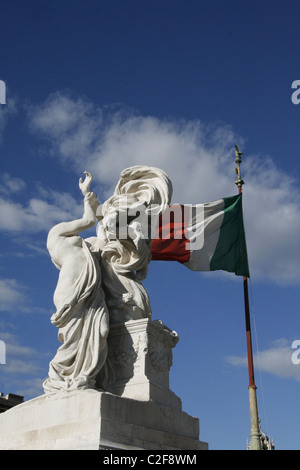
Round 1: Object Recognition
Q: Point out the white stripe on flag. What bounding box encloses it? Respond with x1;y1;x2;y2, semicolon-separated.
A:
184;198;225;271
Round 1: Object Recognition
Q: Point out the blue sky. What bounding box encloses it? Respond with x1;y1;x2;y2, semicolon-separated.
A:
0;0;300;450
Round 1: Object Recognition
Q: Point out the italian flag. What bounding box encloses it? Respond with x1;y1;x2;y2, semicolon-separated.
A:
151;193;249;278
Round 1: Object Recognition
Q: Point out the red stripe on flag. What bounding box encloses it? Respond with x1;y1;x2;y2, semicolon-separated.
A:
151;205;190;262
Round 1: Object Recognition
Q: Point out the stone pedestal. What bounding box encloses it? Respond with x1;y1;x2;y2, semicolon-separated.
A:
0;319;208;450
97;318;181;410
0;390;207;450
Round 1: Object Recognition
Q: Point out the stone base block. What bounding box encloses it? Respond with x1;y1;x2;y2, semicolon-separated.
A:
0;389;208;450
97;319;182;410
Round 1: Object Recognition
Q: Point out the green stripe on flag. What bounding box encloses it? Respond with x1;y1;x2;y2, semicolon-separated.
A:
210;194;250;277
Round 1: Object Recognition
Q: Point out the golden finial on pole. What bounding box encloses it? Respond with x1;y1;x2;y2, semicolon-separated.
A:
235;144;244;191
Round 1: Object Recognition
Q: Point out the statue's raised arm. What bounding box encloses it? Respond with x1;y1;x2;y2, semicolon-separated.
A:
47;191;97;270
79;171;101;217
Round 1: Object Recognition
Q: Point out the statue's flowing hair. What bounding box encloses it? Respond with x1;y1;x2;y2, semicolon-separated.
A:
97;166;173;323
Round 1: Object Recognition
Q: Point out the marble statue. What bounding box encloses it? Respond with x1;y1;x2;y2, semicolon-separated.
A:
43;166;173;394
0;167;207;452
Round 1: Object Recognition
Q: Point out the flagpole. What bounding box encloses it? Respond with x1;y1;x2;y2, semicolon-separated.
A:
234;145;262;450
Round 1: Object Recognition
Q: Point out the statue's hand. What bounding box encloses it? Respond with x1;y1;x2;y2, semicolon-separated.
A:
79;171;93;196
84;191;98;205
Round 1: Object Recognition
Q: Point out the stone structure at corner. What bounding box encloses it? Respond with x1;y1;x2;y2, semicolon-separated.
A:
0;393;24;413
0;166;208;450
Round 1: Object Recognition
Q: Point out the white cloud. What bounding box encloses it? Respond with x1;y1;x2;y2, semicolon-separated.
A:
226;338;300;382
28;94;238;201
0;188;82;233
27;92;103;167
3;358;42;375
0;279;27;312
27;93;300;284
0;278;49;314
0;172;26;196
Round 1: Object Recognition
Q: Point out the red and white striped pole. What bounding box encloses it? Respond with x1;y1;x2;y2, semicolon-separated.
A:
235;145;262;450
